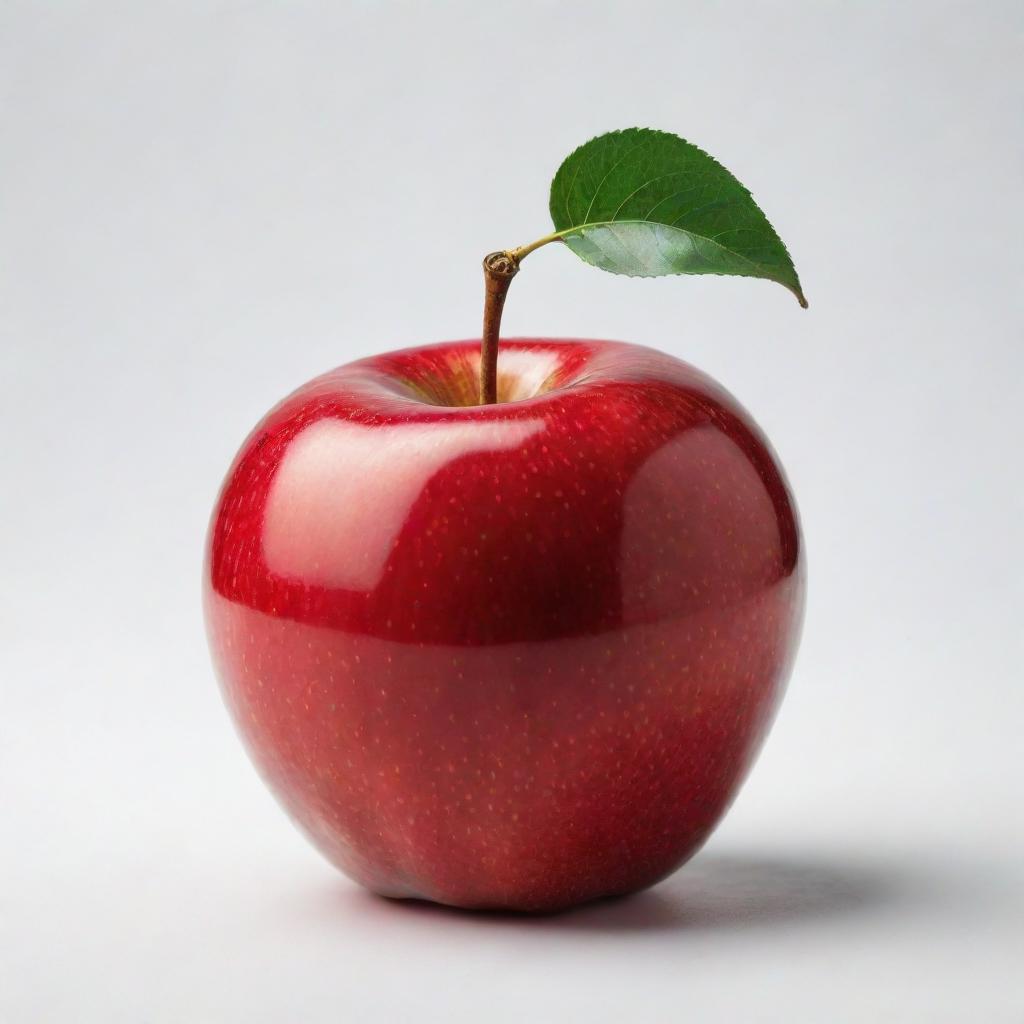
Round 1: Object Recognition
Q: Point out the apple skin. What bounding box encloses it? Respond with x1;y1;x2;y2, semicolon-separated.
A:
204;339;804;912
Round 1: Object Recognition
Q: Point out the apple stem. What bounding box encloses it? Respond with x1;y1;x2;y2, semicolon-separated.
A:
479;233;565;404
480;251;520;405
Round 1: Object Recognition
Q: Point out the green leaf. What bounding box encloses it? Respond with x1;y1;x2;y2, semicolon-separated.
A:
548;128;807;306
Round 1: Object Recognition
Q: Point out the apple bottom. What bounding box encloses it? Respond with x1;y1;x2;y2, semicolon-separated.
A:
207;577;799;913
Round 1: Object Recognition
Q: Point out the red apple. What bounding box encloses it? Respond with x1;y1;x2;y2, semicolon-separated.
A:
204;338;804;912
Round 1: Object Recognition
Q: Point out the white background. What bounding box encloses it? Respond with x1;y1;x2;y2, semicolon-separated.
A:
2;2;1021;1021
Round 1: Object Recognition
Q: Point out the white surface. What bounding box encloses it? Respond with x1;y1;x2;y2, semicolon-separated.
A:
2;2;1022;1021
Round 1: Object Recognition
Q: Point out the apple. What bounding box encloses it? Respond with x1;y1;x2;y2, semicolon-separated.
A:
203;127;811;911
204;338;804;912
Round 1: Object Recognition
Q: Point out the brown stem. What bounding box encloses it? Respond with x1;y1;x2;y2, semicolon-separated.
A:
480;251;520;405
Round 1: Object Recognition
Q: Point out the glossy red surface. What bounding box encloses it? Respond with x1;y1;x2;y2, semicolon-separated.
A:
204;339;805;911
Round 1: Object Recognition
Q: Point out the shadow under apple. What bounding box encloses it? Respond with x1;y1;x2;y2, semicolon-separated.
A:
321;850;918;934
